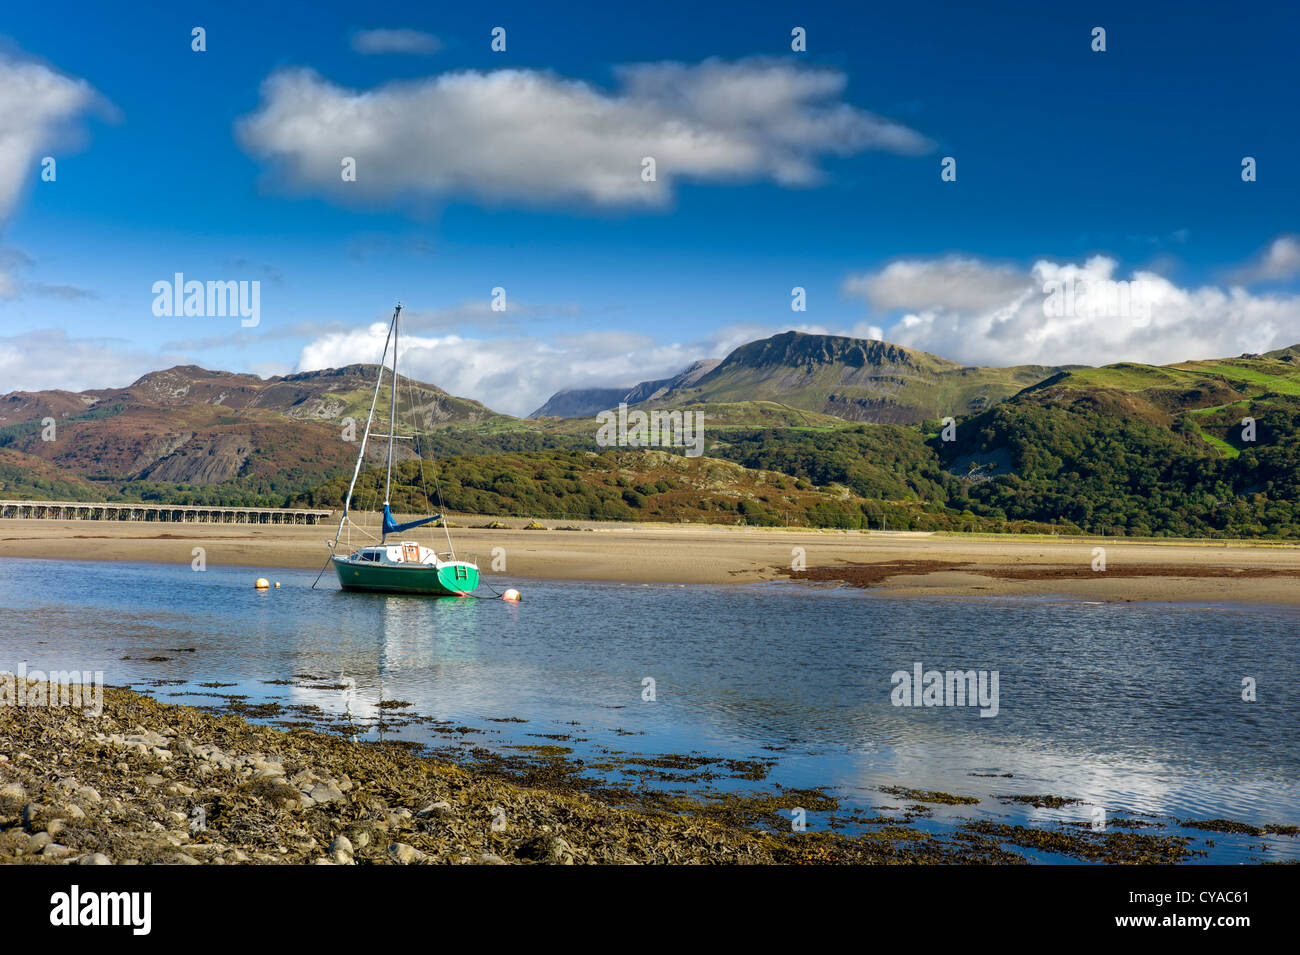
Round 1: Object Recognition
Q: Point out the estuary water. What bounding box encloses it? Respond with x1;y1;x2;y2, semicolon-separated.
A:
1;556;1296;863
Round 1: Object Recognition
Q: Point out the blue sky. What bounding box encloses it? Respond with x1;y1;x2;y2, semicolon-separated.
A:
1;0;1298;414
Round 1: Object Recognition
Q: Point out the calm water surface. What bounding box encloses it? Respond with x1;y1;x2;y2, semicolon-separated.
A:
1;556;1296;863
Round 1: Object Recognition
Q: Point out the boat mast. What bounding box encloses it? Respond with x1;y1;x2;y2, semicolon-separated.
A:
330;306;396;549
382;303;401;540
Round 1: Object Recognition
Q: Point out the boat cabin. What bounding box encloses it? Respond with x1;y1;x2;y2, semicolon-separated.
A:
349;541;435;565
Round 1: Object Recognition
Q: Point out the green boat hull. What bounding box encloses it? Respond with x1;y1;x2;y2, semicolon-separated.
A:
332;557;479;596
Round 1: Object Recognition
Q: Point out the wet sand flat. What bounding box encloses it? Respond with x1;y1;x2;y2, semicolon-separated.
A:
2;517;1299;604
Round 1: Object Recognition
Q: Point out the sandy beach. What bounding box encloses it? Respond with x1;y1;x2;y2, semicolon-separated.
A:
2;516;1299;604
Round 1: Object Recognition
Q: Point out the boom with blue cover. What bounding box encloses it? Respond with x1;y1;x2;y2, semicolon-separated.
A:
382;503;442;536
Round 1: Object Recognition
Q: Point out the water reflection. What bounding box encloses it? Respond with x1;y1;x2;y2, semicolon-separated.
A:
0;556;1296;862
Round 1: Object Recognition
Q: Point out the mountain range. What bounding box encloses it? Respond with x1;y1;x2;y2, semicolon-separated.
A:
3;331;1299;538
0;363;506;497
531;332;1071;423
3;330;1077;492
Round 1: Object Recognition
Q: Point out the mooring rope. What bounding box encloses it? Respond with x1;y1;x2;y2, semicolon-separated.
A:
309;546;335;590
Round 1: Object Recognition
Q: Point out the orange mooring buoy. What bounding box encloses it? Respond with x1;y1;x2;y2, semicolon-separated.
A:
501;588;521;602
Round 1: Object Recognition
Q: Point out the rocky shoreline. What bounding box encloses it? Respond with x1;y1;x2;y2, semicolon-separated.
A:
0;684;1281;865
0;684;998;864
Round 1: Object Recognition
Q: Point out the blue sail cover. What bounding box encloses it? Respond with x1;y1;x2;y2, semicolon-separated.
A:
382;503;442;536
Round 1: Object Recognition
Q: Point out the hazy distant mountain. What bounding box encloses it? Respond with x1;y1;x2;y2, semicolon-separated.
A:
529;358;721;418
624;359;721;403
527;387;631;420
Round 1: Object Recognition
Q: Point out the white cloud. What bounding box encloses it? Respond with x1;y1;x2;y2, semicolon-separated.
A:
15;263;1297;413
845;256;1031;312
846;254;1300;367
350;29;442;56
0;54;101;219
0;329;175;394
846;321;885;341
0;54;103;296
237;59;932;210
1231;235;1300;284
294;319;796;416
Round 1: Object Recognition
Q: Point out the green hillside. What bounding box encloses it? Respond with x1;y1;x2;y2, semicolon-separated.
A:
648;331;1070;424
941;366;1300;537
290;449;1060;533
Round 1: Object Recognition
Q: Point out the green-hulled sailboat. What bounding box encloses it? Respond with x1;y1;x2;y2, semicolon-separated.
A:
328;303;480;596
